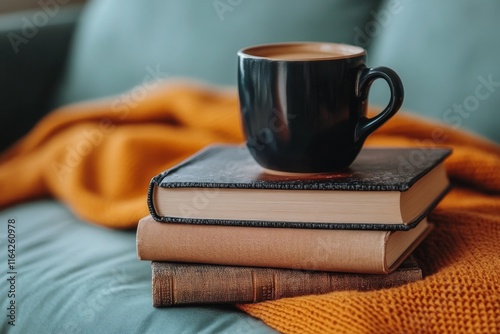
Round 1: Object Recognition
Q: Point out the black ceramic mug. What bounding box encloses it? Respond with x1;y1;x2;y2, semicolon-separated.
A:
237;42;404;173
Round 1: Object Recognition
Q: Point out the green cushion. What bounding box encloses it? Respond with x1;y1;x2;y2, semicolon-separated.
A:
368;0;500;142
0;200;277;333
54;0;382;106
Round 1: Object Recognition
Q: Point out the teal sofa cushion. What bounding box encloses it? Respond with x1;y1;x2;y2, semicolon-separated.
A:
368;0;500;142
0;200;277;334
54;0;382;106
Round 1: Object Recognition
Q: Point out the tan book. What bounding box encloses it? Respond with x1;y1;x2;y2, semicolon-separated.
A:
137;215;433;274
148;145;451;230
151;256;423;306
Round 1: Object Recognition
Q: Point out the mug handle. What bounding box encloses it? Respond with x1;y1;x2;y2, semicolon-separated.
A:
354;66;404;142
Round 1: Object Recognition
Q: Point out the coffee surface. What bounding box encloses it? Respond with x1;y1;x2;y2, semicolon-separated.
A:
243;44;365;60
264;51;344;60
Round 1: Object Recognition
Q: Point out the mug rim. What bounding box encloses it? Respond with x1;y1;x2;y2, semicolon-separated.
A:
238;42;366;61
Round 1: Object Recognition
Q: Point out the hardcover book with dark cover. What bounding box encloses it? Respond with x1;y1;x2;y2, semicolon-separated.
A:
148;145;451;230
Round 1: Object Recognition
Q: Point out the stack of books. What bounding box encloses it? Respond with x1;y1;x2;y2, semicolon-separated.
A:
136;145;451;306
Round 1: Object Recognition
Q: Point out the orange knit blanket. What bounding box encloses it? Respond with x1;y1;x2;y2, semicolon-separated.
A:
1;82;499;333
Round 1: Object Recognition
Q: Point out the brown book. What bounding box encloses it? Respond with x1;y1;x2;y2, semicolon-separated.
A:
148;145;451;230
137;215;433;274
151;256;423;306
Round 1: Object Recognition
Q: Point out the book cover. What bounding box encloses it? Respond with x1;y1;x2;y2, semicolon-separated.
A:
151;256;423;306
137;215;433;274
147;145;451;230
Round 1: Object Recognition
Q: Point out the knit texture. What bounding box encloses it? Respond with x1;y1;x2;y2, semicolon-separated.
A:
1;81;499;332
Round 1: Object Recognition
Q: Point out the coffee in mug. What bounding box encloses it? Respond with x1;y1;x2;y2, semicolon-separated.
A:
237;42;404;174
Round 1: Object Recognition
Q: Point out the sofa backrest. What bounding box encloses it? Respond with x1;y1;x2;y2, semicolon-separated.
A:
54;0;381;105
54;0;500;142
368;0;500;142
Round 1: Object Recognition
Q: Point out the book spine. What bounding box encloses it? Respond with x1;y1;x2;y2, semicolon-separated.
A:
136;216;388;273
151;262;422;306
